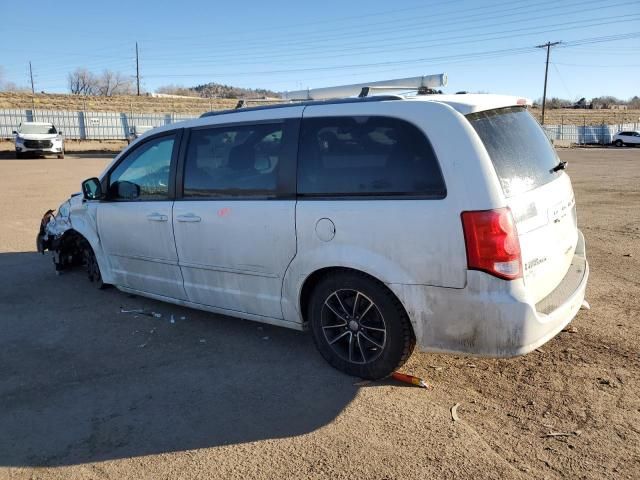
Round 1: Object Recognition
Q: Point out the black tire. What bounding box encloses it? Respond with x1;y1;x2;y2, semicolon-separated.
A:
81;240;107;289
614;139;624;147
308;271;415;380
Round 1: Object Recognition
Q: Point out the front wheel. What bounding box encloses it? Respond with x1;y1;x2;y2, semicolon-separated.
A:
82;241;107;289
614;139;624;147
309;271;415;379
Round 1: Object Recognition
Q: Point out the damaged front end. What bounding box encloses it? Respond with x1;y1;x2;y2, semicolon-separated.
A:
36;194;86;271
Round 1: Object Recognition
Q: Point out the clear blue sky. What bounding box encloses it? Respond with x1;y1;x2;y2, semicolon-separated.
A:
1;0;638;100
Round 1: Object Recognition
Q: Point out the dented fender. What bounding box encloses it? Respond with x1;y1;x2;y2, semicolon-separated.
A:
37;195;111;283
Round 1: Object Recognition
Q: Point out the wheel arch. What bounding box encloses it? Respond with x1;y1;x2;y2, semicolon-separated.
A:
297;266;414;337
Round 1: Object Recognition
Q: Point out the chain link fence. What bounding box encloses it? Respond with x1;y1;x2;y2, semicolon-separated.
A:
0;109;199;140
543;122;640;145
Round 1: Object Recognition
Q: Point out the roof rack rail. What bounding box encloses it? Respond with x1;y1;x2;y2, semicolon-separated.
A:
280;74;447;101
200;95;402;118
234;98;285;109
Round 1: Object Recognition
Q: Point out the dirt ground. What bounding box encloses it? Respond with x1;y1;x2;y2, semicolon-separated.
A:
0;149;638;479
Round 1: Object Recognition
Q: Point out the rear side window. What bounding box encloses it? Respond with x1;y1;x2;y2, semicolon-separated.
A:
183;121;296;198
298;116;445;197
467;107;561;198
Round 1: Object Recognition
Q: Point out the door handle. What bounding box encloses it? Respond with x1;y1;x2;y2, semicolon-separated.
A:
147;213;168;222
176;213;202;223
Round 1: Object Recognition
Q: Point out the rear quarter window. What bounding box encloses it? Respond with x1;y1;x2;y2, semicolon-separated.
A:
298;116;445;198
467;107;561;198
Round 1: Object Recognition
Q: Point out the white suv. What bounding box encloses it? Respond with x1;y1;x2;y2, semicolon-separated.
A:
37;92;588;379
14;122;65;159
612;130;640;147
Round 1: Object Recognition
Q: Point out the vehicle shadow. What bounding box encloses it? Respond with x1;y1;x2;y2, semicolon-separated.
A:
0;252;358;467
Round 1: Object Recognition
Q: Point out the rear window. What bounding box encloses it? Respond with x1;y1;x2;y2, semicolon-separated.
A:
298;116;445;197
467;107;561;198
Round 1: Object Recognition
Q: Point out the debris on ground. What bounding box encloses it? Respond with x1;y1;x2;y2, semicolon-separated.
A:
262;336;270;340
543;430;582;438
180;316;186;320
428;365;445;371
199;339;206;344
451;403;461;422
391;372;431;388
563;326;578;333
152;312;162;318
581;300;591;310
170;314;175;324
353;380;372;386
466;362;477;368
120;308;145;314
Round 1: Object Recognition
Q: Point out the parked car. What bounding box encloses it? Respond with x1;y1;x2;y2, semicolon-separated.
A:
612;130;640;147
37;90;588;380
127;125;155;144
14;122;64;159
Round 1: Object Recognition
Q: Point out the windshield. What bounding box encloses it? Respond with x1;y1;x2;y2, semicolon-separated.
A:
467;107;560;198
19;124;57;135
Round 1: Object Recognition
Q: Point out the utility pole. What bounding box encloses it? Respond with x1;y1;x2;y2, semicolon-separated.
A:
135;41;140;96
536;41;561;125
29;61;35;94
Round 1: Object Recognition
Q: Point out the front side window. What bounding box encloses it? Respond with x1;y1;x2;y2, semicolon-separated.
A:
298;116;445;197
108;135;175;200
183;123;291;197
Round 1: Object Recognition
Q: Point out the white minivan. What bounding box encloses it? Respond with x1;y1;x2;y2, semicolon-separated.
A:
38;88;588;379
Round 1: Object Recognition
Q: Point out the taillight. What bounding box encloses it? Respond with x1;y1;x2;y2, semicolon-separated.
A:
461;208;522;280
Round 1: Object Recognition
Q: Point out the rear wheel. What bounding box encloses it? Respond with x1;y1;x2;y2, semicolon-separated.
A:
614;139;624;147
309;271;415;379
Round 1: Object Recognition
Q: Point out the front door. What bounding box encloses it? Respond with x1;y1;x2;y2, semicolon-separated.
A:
97;131;186;300
173;119;299;318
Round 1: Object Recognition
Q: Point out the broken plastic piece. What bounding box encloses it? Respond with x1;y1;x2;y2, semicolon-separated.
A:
391;372;431;388
580;300;591;310
121;308;145;314
451;402;461;422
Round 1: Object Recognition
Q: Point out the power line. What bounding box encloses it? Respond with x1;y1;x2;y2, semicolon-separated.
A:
143;30;639;79
143;0;630;62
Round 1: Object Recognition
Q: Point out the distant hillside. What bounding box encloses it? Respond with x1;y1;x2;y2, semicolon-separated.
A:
0;92;278;114
156;82;280;99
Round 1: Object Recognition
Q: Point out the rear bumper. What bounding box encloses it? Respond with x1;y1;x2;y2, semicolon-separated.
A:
390;230;589;357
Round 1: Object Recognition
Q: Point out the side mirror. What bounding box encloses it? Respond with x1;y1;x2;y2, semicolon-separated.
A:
12;130;17;135
82;177;103;200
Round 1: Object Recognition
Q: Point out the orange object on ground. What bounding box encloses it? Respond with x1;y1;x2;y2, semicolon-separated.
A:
391;372;431;388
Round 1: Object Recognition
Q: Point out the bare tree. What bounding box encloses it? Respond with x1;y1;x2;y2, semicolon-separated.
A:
68;68;98;95
97;70;134;96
